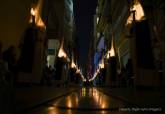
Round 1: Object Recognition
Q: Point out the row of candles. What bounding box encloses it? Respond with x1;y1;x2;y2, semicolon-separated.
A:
89;0;145;82
89;38;116;82
29;3;85;82
57;36;116;82
57;41;86;82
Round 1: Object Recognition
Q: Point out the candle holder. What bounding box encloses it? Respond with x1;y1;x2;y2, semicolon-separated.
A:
55;57;67;80
109;56;117;84
69;67;76;82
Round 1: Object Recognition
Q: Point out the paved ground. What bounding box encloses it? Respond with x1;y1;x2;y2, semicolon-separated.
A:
24;88;135;114
1;86;164;114
99;87;165;109
0;85;78;114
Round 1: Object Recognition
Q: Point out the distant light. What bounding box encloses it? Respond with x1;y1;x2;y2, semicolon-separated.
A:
29;4;46;29
109;38;115;57
76;68;80;74
31;7;36;16
97;17;99;24
99;58;104;69
130;0;145;21
126;0;145;25
106;37;115;59
58;40;67;58
71;57;76;68
66;96;72;108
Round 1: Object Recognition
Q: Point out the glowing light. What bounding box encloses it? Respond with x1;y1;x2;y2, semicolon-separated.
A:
48;107;55;110
66;96;72;108
58;41;67;58
37;16;46;28
126;0;145;25
47;106;56;114
76;68;80;74
71;56;76;68
106;50;110;59
109;38;115;57
99;58;104;69
101;102;106;109
29;1;46;29
131;0;145;21
31;7;36;16
97;17;99;24
82;88;86;97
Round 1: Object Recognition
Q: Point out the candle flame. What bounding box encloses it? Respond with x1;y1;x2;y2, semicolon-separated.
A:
126;0;145;25
99;58;104;69
58;41;67;58
71;57;76;68
109;38;115;57
31;7;36;16
76;68;80;74
106;38;115;59
29;4;46;29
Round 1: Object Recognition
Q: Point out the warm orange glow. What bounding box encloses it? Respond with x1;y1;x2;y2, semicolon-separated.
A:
106;38;115;59
31;7;36;16
131;0;145;20
126;0;145;25
58;41;67;58
37;16;46;28
126;13;134;25
71;57;76;68
109;38;115;57
47;106;56;114
29;1;46;29
82;88;86;97
76;68;80;74
99;58;104;69
101;102;106;109
66;96;72;108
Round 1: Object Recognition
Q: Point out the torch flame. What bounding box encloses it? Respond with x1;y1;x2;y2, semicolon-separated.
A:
106;38;115;59
76;68;80;74
71;56;76;68
109;38;115;57
31;7;36;16
29;1;46;29
58;41;67;58
99;58;104;69
126;0;145;25
131;0;145;21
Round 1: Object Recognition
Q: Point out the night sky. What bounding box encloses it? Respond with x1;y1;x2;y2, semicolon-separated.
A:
73;0;97;71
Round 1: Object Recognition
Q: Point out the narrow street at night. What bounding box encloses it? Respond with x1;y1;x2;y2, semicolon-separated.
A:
0;0;165;114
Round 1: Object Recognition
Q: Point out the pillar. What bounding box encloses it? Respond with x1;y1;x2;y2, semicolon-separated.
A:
129;20;159;87
32;29;46;83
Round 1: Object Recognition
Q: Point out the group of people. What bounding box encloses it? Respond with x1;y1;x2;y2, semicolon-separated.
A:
0;42;17;87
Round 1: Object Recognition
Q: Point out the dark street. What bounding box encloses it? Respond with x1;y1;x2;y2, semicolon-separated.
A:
0;0;165;114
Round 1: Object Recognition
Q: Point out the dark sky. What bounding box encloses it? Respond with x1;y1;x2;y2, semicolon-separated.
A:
73;0;97;71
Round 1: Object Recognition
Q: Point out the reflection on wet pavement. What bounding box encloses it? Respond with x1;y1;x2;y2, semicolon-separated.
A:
25;88;135;114
53;87;127;110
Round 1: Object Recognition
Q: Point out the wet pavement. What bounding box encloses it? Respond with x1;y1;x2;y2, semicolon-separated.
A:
24;87;146;114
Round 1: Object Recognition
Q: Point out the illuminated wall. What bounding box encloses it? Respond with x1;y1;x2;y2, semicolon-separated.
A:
0;0;33;55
